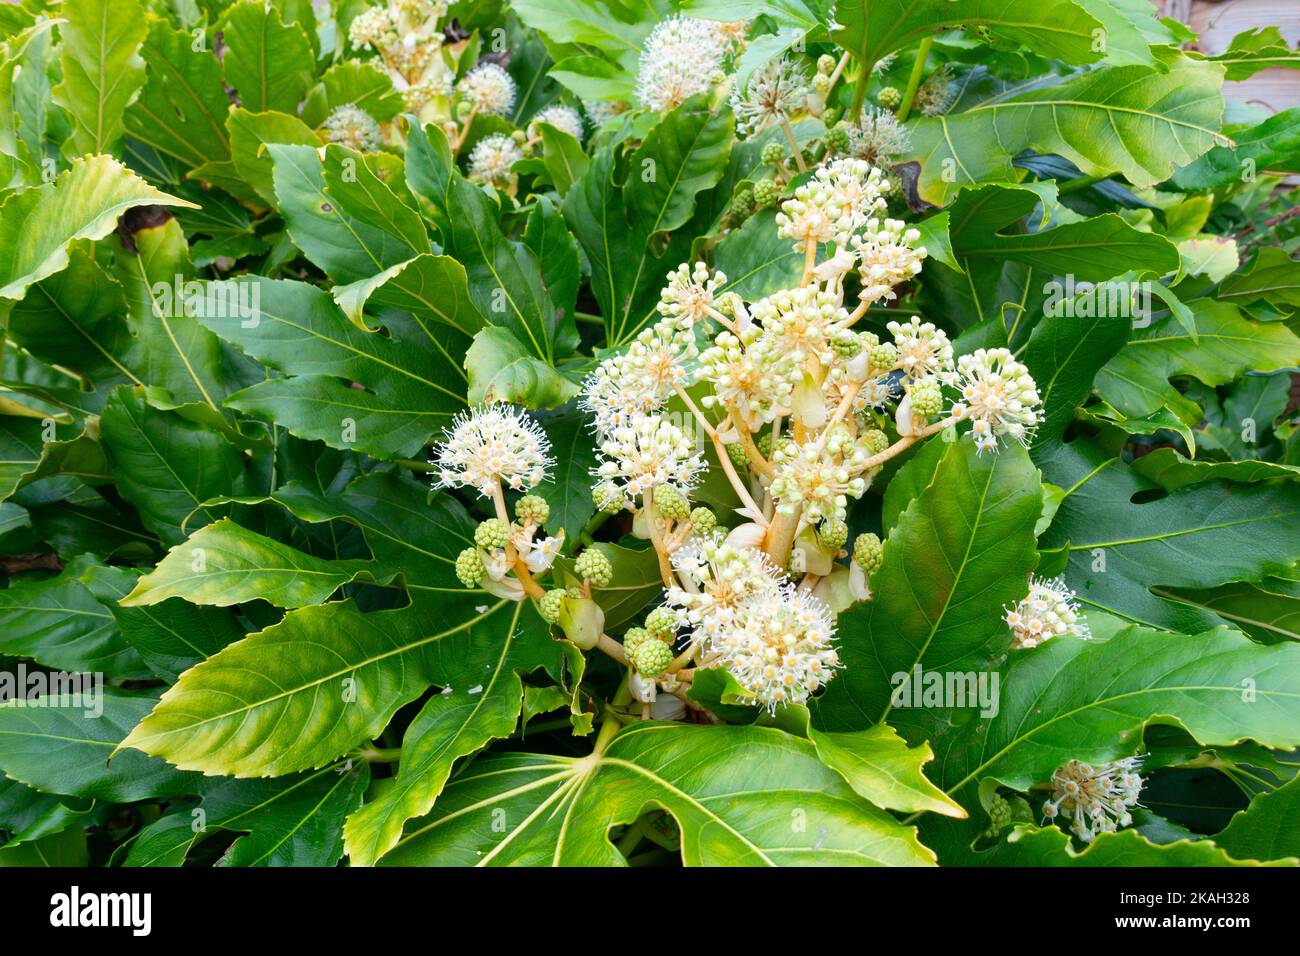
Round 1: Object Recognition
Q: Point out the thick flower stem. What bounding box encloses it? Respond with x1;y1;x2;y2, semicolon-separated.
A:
763;509;800;565
642;492;676;588
896;37;933;123
780;114;807;173
674;384;767;523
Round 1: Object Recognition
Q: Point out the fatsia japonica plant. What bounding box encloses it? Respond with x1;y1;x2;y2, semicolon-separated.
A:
1;0;1299;870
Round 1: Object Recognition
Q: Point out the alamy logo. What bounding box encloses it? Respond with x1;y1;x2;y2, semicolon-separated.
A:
1042;275;1152;327
0;664;103;718
890;665;1000;718
49;886;152;936
150;276;261;328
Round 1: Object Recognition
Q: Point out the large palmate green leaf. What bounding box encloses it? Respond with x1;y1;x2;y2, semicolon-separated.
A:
196;276;468;459
1094;300;1300;425
124;764;369;867
1173;108;1300;191
1038;438;1300;631
380;722;936;866
813;439;1041;734
0;555;147;677
220;0;315;115
907;57;1226;205
121;517;394;608
51;0;147;158
832;0;1105;76
562;97;733;344
1212;775;1300;864
125;20;232;173
1023;308;1131;450
99;387;254;546
0;688;200;802
0;155;195;301
343;606;571;867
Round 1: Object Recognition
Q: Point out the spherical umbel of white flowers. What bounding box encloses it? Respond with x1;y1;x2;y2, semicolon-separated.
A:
457;62;516;116
527;104;585;141
1042;757;1144;843
636;15;729;113
1005;577;1090;649
467;133;524;186
431;404;553;499
951;348;1043;452
712;586;841;710
593;413;704;506
730;57;809;136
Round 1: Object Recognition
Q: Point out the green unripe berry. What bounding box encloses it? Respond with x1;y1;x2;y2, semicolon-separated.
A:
812;73;830;94
645;606;680;640
988;794;1012;828
908;379;944;419
822;106;842;127
825;125;851;155
516;494;550;524
622;626;652;661
654;483;691;521
689;507;716;536
817;518;849;550
633;638;674;678
757;432;773;458
726;441;749;469
574;548;614;588
455;100;473;120
861;428;889;455
539;588;566;624
817;53;836;76
853;533;884;574
870;342;899;372
753;178;779;208
475;518;511;550
593;482;623;514
455;547;485;587
760;141;786;168
729;186;755;218
828;330;862;357
878;86;902;111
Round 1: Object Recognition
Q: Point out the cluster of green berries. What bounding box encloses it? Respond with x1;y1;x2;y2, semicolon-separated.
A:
593;483;623;514
474;518;511;550
987;794;1013;829
726;442;749;469
574;548;613;588
689;507;716;536
753;177;780;208
907;378;945;419
817;518;849;550
539;588;567;623
623;626;674;677
516;494;550;524
861;428;890;455
825;122;851;155
870;341;899;371
878;86;901;111
728;186;755;222
455;547;486;588
760;140;786;168
654;483;690;521
853;532;884;574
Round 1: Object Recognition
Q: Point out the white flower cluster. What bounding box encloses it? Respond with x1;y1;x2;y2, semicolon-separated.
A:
636;15;730;112
322;105;384;153
730;57;809;136
776;158;888;249
845;108;910;166
952;348;1042;452
467;133;524;186
593;414;704;508
1005;577;1090;649
348;0;452;122
854;220;926;307
457;62;516;117
527;104;585;141
1042;757;1144;843
667;537;839;708
431;404;553;498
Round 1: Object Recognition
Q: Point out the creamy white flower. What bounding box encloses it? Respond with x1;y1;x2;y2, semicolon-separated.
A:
854;218;927;307
528;103;585;141
768;427;872;523
636;15;728;112
713;586;840;710
594;413;704;503
748;285;849;366
467;133;523;185
951;348;1042;452
1042;757;1144;843
730;57;809;136
322;105;384;152
582;319;695;433
431;404;553;498
698;326;796;429
915;64;955;117
887;317;954;382
457;62;516;116
666;536;783;645
1005;577;1090;649
847;108;910;166
658;261;725;329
